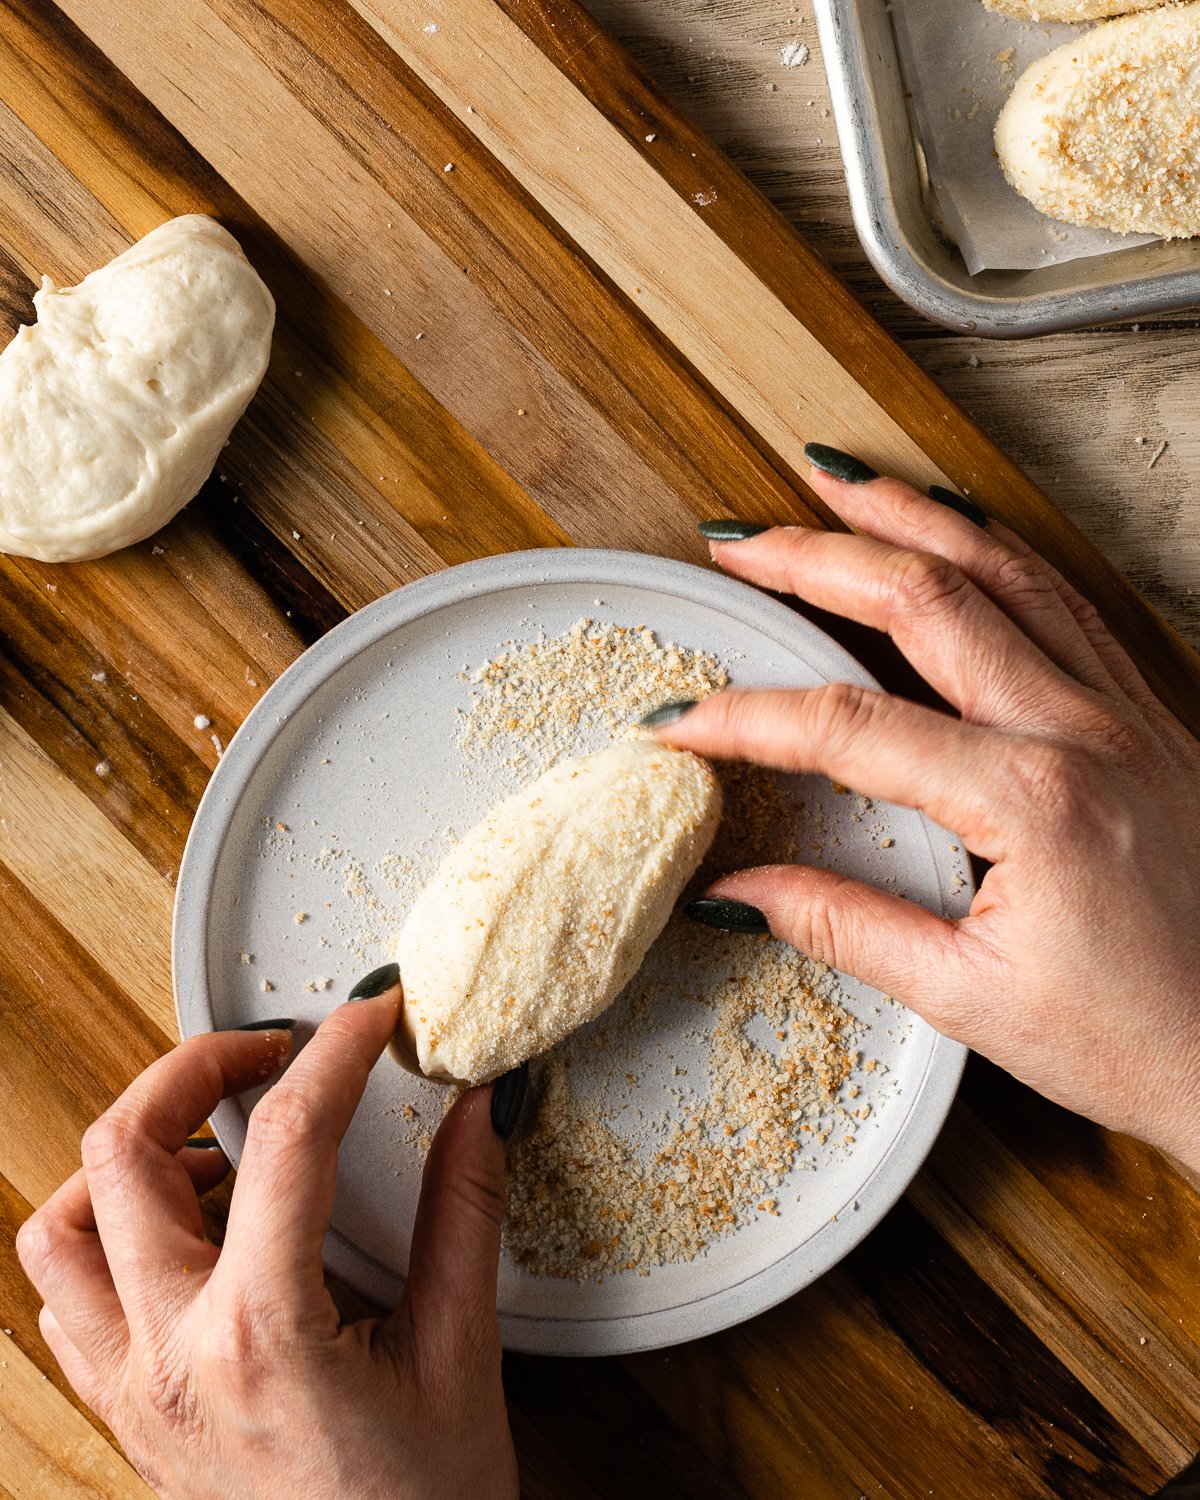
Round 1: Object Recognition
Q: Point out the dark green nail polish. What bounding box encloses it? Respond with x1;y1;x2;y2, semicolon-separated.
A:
698;520;770;542
348;962;400;1001
684;897;770;934
227;1017;296;1032
491;1063;529;1142
640;700;697;728
929;485;988;529
184;1136;226;1150
804;443;878;484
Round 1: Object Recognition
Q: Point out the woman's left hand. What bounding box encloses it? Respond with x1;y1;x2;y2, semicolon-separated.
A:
16;988;520;1500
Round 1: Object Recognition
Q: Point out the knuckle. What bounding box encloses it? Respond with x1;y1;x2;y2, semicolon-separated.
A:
989;553;1060;614
244;1083;327;1154
793;874;854;970
81;1110;147;1183
807;681;880;743
15;1213;58;1280
1009;741;1093;824
194;1303;260;1382
883;550;969;618
129;1338;200;1433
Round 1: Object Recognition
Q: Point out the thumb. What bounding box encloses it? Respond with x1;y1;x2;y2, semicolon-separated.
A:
392;1066;527;1358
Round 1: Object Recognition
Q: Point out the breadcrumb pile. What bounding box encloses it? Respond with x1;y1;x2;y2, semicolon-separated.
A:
503;919;886;1280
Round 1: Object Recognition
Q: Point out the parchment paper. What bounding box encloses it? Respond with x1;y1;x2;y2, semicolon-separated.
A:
890;3;1157;274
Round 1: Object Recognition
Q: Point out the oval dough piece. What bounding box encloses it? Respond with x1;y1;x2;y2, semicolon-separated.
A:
995;4;1200;239
0;214;275;562
393;740;723;1086
984;0;1168;22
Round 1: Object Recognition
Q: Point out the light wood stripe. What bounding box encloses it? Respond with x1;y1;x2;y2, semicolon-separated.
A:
0;710;174;1036
350;0;952;494
0;1337;150;1499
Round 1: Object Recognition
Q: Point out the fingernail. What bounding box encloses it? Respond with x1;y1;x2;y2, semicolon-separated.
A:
491;1063;529;1142
348;962;399;1000
804;443;878;484
640;700;697;728
929;485;988;529
224;1018;296;1032
697;520;770;542
183;1136;226;1150
684;897;770;934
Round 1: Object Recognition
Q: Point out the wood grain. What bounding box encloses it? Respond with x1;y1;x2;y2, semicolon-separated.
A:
0;0;1198;1496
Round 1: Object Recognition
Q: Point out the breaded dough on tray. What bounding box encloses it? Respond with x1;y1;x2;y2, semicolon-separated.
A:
995;2;1200;239
985;0;1172;22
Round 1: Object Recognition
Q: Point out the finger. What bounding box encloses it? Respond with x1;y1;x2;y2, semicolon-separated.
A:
17;1172;128;1370
703;524;1074;728
652;687;1012;860
80;1027;293;1337
983;516;1172;720
801;468;1118;698
216;990;402;1315
38;1304;110;1422
389;1085;507;1367
696;866;981;1029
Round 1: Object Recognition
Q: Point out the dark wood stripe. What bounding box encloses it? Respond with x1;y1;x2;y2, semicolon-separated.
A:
0;562;208;879
505;1350;749;1500
852;1195;1164;1498
960;1057;1200;1352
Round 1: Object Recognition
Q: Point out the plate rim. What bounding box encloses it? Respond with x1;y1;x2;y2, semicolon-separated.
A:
173;548;969;1356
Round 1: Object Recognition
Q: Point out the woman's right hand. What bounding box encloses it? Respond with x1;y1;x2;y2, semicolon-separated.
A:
653;450;1200;1171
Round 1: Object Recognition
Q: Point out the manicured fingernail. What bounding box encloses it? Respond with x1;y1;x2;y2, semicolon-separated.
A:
348;962;399;1000
640;700;697;728
684;897;770;933
491;1063;529;1141
698;520;770;542
804;443;878;484
183;1136;226;1150
929;485;988;529
226;1017;296;1032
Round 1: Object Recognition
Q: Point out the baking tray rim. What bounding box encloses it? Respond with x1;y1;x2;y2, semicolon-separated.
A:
812;0;1200;337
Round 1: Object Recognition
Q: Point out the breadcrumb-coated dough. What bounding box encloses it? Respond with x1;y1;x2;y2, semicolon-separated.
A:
984;0;1170;21
0;215;274;562
994;3;1200;239
393;741;723;1085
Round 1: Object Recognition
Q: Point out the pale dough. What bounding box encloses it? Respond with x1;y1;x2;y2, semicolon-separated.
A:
995;3;1200;239
0;215;274;562
393;740;723;1086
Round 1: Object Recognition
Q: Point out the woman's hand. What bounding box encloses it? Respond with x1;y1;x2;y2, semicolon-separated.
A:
653;447;1200;1170
15;982;522;1500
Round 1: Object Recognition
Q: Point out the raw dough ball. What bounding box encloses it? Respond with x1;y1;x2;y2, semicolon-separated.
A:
984;0;1168;21
0;214;275;562
393;740;723;1085
995;3;1200;239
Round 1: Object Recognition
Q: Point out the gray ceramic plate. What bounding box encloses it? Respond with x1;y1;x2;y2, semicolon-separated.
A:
173;549;970;1356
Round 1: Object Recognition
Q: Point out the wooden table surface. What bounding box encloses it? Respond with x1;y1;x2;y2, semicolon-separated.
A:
1;1;1199;1498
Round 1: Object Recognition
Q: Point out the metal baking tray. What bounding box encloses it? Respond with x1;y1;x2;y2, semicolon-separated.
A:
812;0;1200;337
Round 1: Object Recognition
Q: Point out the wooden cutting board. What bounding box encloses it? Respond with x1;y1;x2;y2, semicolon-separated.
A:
2;1;1199;1496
